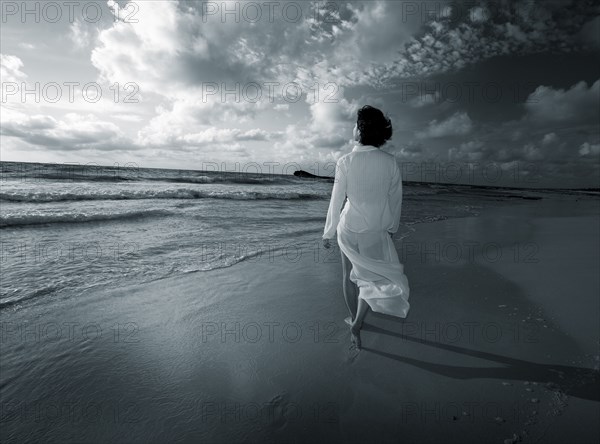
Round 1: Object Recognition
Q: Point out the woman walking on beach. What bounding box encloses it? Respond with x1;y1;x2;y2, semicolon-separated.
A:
322;105;410;349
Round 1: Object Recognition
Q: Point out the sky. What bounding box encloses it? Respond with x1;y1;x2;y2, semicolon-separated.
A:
1;0;599;188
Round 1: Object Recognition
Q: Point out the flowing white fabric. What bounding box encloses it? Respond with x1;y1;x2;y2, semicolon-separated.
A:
323;144;410;318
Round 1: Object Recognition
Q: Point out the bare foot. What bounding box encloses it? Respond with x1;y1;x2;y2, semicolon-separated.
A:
350;330;361;349
350;322;362;349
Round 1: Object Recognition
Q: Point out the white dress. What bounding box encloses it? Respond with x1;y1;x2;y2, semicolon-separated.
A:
323;144;410;318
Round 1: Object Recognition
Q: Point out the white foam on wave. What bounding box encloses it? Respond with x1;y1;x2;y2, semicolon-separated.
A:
0;208;173;227
0;188;327;203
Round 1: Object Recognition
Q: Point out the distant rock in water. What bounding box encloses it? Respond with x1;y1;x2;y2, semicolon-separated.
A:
294;170;334;182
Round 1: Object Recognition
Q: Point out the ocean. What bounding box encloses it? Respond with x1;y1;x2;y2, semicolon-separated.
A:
0;161;593;311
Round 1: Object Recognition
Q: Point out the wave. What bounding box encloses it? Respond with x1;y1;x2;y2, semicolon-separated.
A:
403;214;450;225
6;173;305;185
0;209;173;228
0;188;328;203
0;285;60;309
1;160;309;186
154;176;305;185
180;244;304;275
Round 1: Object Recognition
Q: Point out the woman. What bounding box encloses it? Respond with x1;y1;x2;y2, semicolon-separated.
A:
322;105;410;349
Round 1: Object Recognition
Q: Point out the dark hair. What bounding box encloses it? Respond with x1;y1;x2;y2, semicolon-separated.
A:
356;105;392;148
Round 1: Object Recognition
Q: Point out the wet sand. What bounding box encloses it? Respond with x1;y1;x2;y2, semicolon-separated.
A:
1;197;598;443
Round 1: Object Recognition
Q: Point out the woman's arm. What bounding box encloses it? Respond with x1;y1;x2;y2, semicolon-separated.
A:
388;159;403;234
323;157;347;240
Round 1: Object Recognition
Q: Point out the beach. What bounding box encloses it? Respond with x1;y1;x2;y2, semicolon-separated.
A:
1;180;598;443
3;0;599;441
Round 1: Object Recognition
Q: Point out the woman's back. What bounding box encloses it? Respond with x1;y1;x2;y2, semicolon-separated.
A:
346;148;395;202
338;145;402;234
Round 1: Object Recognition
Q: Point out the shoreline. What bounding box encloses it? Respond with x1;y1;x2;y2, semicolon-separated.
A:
1;197;598;443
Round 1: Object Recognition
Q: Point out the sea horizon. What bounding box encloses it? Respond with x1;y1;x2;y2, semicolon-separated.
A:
2;160;598;192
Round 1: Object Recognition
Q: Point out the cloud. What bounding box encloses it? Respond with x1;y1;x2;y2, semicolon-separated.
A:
113;114;144;123
408;91;441;108
89;1;427;97
1;109;131;151
379;1;597;85
2;1;598;185
522;143;544;161
271;85;361;162
417;111;473;139
69;19;96;49
448;140;485;162
81;0;598;174
0;54;27;83
395;75;600;186
579;16;600;48
1;53;151;132
524;79;600;124
179;128;280;145
541;133;558;145
89;1;366;156
395;141;427;161
133;95;272;148
579;142;600;157
469;6;489;23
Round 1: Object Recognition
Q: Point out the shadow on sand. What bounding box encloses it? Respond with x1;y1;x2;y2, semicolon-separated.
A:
362;324;599;402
